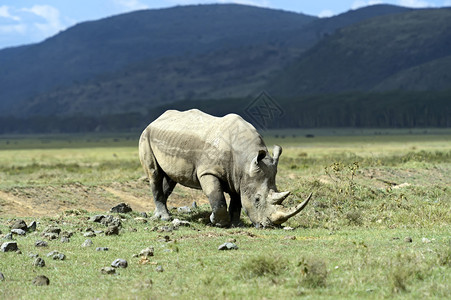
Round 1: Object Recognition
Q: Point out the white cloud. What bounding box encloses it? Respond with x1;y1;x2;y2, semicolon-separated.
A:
22;5;65;37
351;0;384;10
0;24;26;34
0;5;20;21
397;0;435;7
114;0;149;11
318;9;335;18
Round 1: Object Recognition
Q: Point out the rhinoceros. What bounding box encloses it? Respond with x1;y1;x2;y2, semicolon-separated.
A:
139;109;311;228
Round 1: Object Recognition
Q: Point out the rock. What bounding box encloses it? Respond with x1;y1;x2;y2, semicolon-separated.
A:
155;265;164;272
101;267;116;275
11;229;26;236
111;259;128;268
177;206;191;213
83;232;96;237
96;247;109;251
140;212;148;218
172;219;191;228
134;217;147;223
90;215;106;222
29;253;39;258
218;242;238;250
33;257;45;267
16;249;22;254
1;241;18;252
139;247;154;257
228;238;236;243
61;231;74;238
422;237;432;244
35;240;48;247
105;225;120;236
46;250;58;257
191;201;198;209
110;203;132;213
94;230;104;235
11;220;27;231
0;271;4;281
27;221;37;232
283;226;294;231
101;215;121;227
53;253;66;260
284;236;297;240
82;239;93;247
3;233;13;240
404;237;413;243
42;226;61;235
60;237;70;243
32;275;50;286
43;233;59;240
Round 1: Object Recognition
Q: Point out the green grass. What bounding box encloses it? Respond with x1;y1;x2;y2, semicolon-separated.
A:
0;131;450;299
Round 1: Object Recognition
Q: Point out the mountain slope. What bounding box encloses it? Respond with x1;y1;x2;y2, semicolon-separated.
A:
0;4;316;114
270;8;451;96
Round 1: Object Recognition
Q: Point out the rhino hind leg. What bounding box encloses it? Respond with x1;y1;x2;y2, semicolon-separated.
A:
199;175;230;227
150;176;172;221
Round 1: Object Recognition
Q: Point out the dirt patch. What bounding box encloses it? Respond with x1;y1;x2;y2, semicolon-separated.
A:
0;181;209;217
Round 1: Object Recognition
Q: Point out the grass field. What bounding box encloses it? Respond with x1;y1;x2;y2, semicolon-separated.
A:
0;129;450;299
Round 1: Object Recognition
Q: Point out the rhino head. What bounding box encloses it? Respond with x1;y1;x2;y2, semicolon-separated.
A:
240;145;312;228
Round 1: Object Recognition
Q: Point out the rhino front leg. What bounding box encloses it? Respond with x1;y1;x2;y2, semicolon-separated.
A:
229;193;242;227
199;175;230;227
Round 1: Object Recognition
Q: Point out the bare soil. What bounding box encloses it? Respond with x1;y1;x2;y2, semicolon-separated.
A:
0;180;209;217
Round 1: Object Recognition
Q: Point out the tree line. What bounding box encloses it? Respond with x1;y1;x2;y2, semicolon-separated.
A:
0;90;449;134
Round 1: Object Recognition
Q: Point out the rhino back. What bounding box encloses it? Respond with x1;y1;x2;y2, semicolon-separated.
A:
146;109;266;190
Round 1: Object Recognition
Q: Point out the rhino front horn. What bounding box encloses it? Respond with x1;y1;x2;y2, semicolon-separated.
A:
270;192;313;225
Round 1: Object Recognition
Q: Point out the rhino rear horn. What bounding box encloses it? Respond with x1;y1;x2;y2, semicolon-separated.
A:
273;145;282;165
270;191;290;205
270;192;312;225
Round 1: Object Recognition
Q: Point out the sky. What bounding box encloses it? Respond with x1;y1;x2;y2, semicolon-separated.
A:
1;0;450;50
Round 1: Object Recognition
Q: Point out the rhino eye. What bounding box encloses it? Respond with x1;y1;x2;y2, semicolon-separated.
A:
254;195;261;203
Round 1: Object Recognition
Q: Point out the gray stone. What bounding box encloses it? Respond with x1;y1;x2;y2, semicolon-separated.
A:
101;267;116;274
96;247;109;251
61;231;73;238
42;226;61;235
11;220;27;231
33;257;45;267
191;201;198;209
3;233;13;240
53;253;66;260
94;230;104;235
60;237;70;243
177;206;191;213
218;242;238;250
46;250;59;257
11;229;26;236
83;232;96;237
32;275;49;286
35;240;48;247
140;212;148;218
139;247;154;257
422;237;432;244
101;215;121;227
43;232;59;240
111;259;128;268
405;237;413;243
110;203;132;213
27;221;37;232
1;241;18;252
81;239;93;247
0;271;4;281
90;215;105;222
105;225;120;236
155;265;164;272
172;219;191;228
29;253;39;258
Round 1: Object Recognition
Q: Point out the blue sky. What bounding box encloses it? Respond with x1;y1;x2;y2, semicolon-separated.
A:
1;0;450;49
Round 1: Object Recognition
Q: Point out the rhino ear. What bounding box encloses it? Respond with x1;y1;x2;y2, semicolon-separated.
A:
250;150;267;173
273;145;282;165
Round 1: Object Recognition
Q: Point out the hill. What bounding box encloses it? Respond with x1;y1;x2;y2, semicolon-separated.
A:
269;8;451;96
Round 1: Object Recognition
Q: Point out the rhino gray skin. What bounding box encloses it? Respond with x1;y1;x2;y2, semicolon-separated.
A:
139;109;311;228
